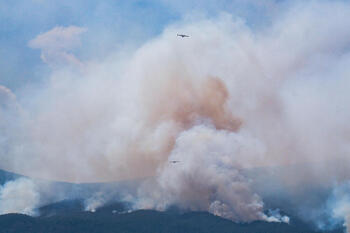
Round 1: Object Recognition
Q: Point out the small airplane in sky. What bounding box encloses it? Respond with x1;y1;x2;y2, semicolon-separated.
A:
169;160;181;164
177;34;190;38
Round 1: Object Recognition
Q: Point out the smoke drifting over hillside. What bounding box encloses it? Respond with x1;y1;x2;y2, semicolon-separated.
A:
1;0;350;229
0;178;39;216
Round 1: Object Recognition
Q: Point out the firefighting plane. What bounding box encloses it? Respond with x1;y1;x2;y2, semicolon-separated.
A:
177;34;189;38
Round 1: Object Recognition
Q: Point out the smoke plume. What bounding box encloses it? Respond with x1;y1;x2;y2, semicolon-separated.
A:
0;178;39;216
1;0;350;227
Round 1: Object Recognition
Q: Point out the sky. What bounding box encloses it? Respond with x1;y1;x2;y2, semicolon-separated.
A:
0;0;174;89
0;0;282;90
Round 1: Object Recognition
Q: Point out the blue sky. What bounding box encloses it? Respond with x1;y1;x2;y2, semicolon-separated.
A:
0;0;282;91
0;0;178;90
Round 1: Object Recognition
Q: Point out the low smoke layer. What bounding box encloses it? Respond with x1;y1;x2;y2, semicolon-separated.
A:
1;0;350;227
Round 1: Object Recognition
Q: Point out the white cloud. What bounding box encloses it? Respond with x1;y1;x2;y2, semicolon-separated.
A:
0;85;16;104
0;85;19;116
28;26;87;68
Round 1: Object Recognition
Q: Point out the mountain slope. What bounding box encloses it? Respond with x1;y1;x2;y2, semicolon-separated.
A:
0;206;344;233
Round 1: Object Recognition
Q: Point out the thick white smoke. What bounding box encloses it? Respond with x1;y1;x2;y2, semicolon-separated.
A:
135;125;289;222
1;0;350;226
0;178;40;216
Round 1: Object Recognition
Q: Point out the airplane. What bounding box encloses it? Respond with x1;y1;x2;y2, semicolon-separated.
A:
169;160;181;164
177;34;189;38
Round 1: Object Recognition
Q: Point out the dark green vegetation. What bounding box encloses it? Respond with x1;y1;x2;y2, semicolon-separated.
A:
0;200;343;233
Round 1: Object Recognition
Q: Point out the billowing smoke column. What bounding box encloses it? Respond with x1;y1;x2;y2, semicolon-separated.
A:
136;125;271;221
1;0;350;227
